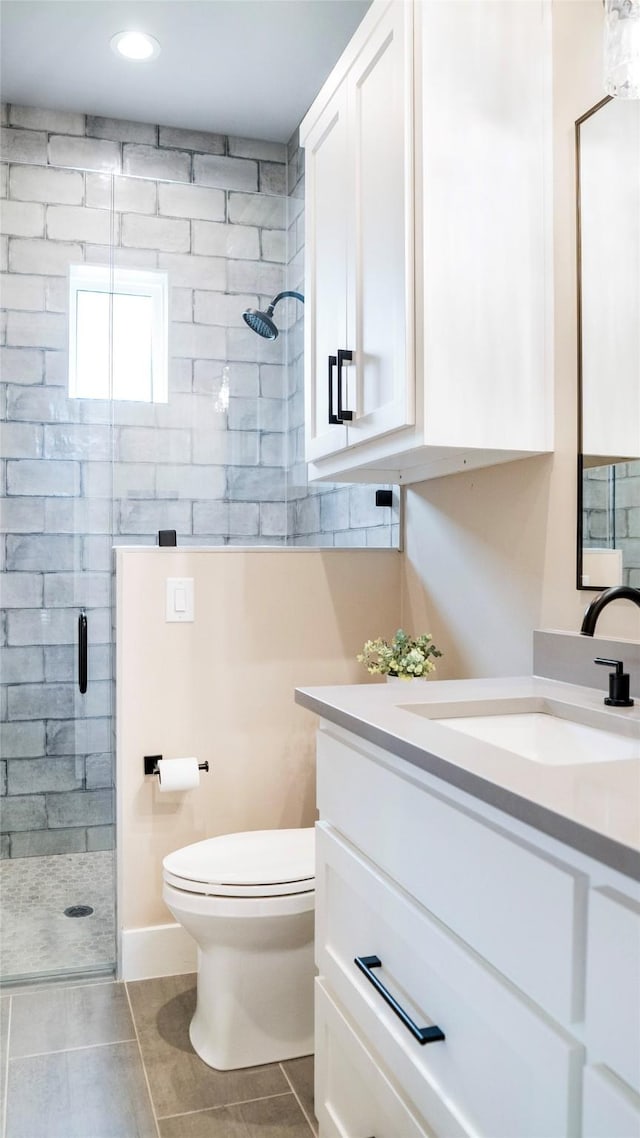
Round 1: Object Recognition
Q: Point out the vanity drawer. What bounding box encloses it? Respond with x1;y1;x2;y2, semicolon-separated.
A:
317;726;586;1024
315;979;433;1138
583;1064;640;1138
316;822;584;1138
585;886;640;1095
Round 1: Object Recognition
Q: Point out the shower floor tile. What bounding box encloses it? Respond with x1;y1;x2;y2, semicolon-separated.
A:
0;851;115;982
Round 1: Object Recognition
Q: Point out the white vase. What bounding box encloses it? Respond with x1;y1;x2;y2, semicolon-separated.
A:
384;674;430;684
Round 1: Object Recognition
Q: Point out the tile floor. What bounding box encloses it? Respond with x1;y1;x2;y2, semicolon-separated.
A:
0;852;116;981
1;974;317;1138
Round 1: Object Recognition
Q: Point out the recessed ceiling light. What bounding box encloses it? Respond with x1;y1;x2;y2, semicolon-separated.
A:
111;31;161;62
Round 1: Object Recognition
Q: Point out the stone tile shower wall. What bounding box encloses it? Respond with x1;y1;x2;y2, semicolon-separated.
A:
0;105;398;859
583;461;640;587
285;128;400;548
1;106;289;857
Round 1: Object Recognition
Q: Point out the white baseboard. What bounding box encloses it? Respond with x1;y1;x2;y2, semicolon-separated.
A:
120;922;197;981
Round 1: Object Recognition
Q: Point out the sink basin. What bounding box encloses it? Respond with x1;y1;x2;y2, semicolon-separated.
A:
400;696;639;765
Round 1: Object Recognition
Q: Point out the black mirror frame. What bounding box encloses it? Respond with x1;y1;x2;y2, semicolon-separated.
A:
575;95;613;592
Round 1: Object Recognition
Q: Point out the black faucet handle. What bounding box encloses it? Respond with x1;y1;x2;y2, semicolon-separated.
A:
594;658;634;707
594;657;624;674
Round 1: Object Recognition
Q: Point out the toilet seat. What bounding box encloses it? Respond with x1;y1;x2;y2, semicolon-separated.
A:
163;827;315;898
163;878;315;920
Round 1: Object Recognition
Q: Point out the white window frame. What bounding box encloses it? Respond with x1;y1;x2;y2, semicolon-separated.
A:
68;264;168;402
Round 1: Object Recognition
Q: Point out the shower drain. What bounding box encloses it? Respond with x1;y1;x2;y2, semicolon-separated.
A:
64;905;94;918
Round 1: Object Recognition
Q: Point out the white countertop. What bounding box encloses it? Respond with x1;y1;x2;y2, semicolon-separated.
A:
295;675;640;880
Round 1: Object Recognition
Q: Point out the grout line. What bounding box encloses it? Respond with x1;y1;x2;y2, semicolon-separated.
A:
2;996;12;1138
280;1061;318;1137
8;1037;137;1062
1;974;116;998
156;1090;293;1122
123;981;161;1138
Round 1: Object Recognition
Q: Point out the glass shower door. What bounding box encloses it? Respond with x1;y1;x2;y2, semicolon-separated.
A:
0;167;117;982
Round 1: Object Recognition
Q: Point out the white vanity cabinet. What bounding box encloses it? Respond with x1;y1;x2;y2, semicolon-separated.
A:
314;722;640;1138
300;0;553;485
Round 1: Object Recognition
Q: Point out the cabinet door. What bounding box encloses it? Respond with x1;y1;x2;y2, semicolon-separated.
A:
583;1065;640;1138
304;84;350;461
316;979;434;1138
347;0;415;445
417;0;552;451
317;727;585;1025
317;822;583;1138
586;886;640;1095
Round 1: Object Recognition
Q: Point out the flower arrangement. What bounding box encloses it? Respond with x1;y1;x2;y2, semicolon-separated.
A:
357;628;442;679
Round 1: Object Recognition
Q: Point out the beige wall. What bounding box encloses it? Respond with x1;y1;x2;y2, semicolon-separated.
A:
116;547;401;929
401;0;640;678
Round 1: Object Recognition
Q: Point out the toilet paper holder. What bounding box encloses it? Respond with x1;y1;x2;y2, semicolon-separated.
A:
144;754;209;776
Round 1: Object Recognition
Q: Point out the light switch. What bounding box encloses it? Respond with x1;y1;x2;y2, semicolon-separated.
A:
166;577;194;622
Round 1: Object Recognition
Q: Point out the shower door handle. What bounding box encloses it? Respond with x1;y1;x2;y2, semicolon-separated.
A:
328;354;341;424
337;349;353;421
78;609;87;694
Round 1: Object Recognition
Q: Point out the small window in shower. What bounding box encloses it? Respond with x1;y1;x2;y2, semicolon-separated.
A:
68;265;168;402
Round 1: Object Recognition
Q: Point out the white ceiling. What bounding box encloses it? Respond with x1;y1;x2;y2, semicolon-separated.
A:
0;1;372;143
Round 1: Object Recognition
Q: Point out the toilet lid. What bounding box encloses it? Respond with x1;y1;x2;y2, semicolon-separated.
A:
163;828;315;895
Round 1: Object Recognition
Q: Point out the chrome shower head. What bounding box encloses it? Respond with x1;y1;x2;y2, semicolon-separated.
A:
242;291;304;339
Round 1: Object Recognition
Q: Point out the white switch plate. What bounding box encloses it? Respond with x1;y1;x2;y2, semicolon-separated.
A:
166;577;194;622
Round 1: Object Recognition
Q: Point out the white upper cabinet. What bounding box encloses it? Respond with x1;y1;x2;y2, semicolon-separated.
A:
300;0;553;484
302;0;414;463
303;83;350;461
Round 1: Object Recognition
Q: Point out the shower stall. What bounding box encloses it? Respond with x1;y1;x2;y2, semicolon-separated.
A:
0;111;398;985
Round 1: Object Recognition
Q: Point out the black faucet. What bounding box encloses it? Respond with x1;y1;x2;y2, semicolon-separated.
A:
580;585;640;636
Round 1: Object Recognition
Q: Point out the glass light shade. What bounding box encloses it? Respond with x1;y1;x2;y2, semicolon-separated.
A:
604;0;640;99
110;31;161;61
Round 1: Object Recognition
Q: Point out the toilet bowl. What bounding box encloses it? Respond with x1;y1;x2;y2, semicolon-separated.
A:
162;827;315;1070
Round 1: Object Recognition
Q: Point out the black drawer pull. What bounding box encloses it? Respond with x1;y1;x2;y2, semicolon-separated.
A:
337;348;353;421
78;609;87;694
328;354;341;424
354;955;445;1046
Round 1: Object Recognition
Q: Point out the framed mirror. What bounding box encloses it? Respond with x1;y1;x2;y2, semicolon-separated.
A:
576;96;640;590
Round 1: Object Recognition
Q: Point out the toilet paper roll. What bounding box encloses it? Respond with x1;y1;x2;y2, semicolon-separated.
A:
156;757;200;792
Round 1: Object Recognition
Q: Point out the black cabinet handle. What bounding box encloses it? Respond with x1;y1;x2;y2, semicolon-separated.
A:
355;955;445;1045
78;609;87;694
337;348;353;421
328;354;341;424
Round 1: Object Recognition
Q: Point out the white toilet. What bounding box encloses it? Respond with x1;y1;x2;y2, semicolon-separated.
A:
162;827;315;1070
